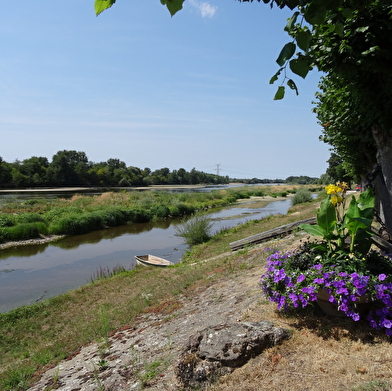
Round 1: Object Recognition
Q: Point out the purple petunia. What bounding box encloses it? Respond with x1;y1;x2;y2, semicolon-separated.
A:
259;247;392;336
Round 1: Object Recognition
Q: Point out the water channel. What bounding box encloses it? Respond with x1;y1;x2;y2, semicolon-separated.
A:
0;196;294;313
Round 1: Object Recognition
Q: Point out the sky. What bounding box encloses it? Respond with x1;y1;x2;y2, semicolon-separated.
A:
1;1;331;180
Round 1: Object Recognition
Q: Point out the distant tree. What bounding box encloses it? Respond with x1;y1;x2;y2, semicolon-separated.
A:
325;153;354;186
0;157;12;187
46;150;89;186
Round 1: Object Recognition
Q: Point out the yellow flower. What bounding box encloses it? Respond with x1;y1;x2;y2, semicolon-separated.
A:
325;184;342;195
331;195;338;205
325;184;337;195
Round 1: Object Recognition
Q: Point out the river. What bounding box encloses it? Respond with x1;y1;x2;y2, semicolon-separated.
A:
0;197;293;313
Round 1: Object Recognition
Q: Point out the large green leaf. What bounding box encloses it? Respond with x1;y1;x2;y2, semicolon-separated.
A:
296;30;312;51
357;187;375;219
95;0;116;16
276;42;296;66
304;3;326;25
345;195;373;246
160;0;185;16
289;57;311;78
316;196;336;237
299;223;325;237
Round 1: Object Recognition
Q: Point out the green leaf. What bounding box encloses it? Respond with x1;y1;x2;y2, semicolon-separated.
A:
160;0;185;16
299;223;325;237
284;11;300;33
289;57;311;79
273;86;285;100
357;187;375;219
287;79;298;95
269;68;283;84
296;30;312;51
316;196;336;237
276;42;296;67
334;22;344;36
304;3;326;25
341;8;353;19
95;0;116;16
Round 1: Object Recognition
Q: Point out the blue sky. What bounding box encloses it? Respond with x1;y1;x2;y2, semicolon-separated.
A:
1;1;330;179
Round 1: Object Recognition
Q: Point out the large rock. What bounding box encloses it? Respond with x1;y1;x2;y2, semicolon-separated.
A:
176;320;291;388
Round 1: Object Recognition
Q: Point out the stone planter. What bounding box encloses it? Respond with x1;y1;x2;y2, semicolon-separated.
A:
316;288;371;317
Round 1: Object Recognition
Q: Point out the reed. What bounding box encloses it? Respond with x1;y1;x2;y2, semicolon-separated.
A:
175;213;213;246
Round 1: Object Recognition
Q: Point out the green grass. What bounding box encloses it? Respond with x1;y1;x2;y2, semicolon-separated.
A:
0;186;315;243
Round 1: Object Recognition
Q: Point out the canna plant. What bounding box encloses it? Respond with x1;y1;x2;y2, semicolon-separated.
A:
299;183;375;255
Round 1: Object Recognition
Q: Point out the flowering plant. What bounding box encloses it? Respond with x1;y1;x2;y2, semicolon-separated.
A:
299;182;375;254
260;184;392;336
260;245;392;335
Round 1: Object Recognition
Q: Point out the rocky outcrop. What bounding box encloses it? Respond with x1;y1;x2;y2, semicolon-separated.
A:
176;321;291;389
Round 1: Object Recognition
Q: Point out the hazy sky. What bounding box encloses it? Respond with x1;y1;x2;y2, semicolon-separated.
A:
1;1;330;179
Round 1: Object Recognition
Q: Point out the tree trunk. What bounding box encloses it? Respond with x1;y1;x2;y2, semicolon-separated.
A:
372;126;392;237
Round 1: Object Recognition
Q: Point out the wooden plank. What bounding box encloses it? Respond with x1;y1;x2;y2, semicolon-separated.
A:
229;218;392;253
229;217;316;251
371;227;392;253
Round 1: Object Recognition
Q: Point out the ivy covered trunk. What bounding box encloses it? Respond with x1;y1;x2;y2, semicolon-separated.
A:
372;126;392;236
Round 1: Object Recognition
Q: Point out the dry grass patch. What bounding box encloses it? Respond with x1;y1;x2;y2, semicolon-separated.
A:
209;289;392;391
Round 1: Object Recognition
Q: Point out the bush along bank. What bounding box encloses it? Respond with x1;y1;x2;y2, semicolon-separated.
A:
0;186;313;244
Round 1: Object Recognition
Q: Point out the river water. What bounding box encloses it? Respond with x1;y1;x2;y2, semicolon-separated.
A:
0;197;293;313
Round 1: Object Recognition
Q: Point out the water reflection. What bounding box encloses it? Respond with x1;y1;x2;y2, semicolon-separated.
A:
0;197;293;313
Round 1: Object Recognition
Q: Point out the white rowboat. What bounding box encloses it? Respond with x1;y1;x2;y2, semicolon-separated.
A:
135;254;174;267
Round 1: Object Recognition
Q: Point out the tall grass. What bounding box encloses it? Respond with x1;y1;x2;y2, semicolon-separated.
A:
291;189;313;206
175;214;213;246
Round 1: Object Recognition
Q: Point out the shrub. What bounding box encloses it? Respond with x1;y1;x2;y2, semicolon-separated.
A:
175;214;213;246
291;189;313;206
150;205;170;219
0;214;14;227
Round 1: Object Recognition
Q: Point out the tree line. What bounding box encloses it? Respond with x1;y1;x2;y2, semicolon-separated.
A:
0;150;230;188
0;150;324;189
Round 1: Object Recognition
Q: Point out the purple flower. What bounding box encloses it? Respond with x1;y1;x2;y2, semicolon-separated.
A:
297;274;306;283
313;264;323;270
381;318;392;329
379;274;387;281
313;278;324;284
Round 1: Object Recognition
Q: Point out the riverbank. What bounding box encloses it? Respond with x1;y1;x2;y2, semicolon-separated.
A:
0;186;302;250
1;198;391;391
25;233;392;391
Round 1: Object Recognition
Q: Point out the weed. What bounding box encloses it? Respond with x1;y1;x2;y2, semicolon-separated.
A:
98;359;109;371
91;362;106;391
138;360;162;385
